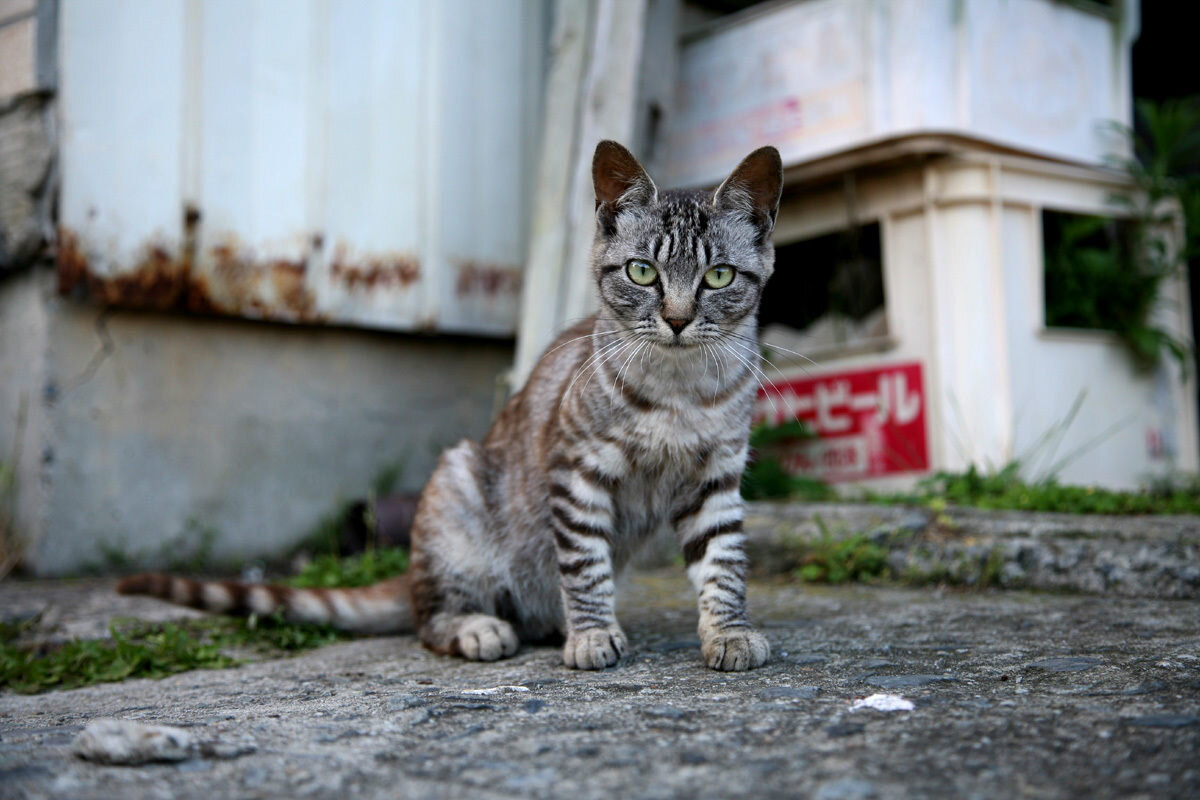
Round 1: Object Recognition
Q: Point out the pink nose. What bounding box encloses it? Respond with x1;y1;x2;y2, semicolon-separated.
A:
663;317;691;334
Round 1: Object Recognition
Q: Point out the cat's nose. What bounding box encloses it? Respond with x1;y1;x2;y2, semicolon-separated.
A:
663;316;691;335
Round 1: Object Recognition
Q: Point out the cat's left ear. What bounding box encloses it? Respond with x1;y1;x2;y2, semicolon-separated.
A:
713;146;783;239
593;140;657;236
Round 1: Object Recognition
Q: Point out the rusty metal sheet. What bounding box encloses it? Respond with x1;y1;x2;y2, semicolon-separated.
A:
57;0;543;336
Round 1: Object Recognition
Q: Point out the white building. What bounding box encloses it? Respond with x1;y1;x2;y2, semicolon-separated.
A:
517;0;1195;491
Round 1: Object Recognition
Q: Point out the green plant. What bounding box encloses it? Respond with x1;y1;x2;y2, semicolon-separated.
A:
1059;96;1200;370
0;614;350;695
871;463;1200;516
1;619;236;694
288;547;409;589
979;546;1007;588
1043;212;1182;367
792;518;889;584
742;419;836;501
748;418;814;448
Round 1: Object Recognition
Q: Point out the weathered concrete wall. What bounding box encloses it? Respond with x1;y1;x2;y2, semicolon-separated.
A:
0;0;56;272
0;1;520;576
2;272;514;575
0;265;53;567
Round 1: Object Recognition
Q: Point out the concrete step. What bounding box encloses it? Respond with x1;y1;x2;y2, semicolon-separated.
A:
736;502;1200;599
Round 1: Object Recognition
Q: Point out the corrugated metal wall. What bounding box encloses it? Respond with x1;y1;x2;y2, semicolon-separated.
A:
58;0;545;336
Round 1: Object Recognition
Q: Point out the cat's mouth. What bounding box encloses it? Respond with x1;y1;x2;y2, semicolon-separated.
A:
654;335;698;349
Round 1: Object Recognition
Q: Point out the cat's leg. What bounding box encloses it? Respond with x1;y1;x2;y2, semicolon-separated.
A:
549;460;626;669
408;440;520;662
673;457;770;671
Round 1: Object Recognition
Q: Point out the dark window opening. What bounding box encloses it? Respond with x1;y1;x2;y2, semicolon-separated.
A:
758;222;887;354
1042;210;1141;332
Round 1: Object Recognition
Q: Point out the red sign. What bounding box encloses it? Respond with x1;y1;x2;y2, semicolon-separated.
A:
755;362;929;481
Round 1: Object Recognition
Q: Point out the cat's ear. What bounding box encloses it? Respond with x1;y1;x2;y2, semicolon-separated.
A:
713;146;783;238
593;140;657;235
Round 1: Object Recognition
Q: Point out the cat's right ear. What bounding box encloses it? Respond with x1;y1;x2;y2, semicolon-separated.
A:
593;140;657;236
713;146;783;241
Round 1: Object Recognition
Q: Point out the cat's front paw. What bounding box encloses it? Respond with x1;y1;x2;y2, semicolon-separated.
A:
563;626;628;670
701;628;770;671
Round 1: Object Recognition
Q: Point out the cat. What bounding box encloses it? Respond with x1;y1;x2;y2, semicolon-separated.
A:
119;140;783;671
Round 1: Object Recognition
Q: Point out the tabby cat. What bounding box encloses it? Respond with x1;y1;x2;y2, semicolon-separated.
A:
119;140;783;671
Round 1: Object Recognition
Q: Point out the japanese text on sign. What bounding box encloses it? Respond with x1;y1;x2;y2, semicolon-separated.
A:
755;362;929;481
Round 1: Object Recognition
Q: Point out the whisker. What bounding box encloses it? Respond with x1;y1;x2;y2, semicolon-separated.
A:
719;341;780;421
721;330;816;379
540;328;621;359
760;341;820;371
734;331;820;371
564;337;630;400
581;338;639;398
610;340;648;410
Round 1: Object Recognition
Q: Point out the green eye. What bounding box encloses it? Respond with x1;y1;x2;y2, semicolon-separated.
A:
704;265;735;289
626;260;658;286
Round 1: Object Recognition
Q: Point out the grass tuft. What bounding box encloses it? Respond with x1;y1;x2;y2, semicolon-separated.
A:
791;518;890;585
3;544;409;695
870;464;1200;516
0;614;351;695
287;547;409;589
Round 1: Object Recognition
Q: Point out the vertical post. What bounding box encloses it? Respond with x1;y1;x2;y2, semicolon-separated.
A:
512;0;650;390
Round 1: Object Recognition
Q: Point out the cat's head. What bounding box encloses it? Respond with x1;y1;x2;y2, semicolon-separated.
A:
590;141;782;348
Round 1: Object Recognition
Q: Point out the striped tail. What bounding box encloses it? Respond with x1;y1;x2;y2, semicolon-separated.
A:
115;573;413;635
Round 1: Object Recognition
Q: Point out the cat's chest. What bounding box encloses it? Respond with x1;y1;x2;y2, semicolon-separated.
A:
615;402;735;460
607;404;744;512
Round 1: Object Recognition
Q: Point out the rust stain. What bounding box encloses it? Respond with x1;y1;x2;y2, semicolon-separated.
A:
57;230;192;310
56;228;90;296
269;260;315;317
56;226;325;324
330;243;420;290
454;260;522;298
206;242;322;322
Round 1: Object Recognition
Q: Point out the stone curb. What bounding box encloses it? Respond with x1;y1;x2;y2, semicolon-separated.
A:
735;502;1200;599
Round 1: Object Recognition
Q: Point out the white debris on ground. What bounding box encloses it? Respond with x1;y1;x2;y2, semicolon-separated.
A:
461;685;531;696
850;693;915;712
73;719;194;765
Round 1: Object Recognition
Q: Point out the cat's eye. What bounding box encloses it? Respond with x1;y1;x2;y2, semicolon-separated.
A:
704;265;735;289
626;259;658;286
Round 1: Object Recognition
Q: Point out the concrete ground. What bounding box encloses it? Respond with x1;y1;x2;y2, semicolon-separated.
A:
1;571;1198;800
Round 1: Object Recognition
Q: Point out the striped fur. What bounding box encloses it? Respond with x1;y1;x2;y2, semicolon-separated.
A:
116;573;411;634
119;141;783;671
